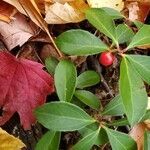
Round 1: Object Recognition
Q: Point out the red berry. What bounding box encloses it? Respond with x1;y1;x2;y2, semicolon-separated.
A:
99;52;114;67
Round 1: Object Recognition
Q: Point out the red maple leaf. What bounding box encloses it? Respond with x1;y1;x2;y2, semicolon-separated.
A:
0;51;54;129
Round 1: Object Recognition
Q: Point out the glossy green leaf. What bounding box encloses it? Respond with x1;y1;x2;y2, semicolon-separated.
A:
34;102;95;131
74;90;101;110
127;25;150;49
45;57;59;75
77;71;100;89
126;55;150;84
102;95;124;116
120;57;148;126
54;60;76;102
104;127;137;150
73;128;100;150
55;29;108;56
116;24;134;44
86;8;118;45
101;7;124;19
35;131;60;150
144;131;150;150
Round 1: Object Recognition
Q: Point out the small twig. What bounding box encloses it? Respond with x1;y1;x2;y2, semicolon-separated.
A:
90;56;114;98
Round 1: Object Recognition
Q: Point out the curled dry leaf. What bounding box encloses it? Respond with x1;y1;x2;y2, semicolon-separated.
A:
0;51;54;129
0;1;17;22
0;128;25;150
87;0;124;11
3;0;48;31
44;2;86;24
0;13;39;50
130;123;147;150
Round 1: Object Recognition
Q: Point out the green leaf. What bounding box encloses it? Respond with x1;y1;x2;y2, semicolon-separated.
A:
134;21;144;29
79;123;108;146
104;127;137;150
115;24;134;44
126;55;150;84
35;131;61;150
119;57;148;126
74;90;101;110
86;8;118;45
55;29;108;56
102;95;124;116
73;128;101;150
54;60;77;102
107;118;129;127
144;131;150;150
101;7;124;19
127;25;150;49
141;110;150;121
77;70;100;89
45;57;59;75
34;102;96;131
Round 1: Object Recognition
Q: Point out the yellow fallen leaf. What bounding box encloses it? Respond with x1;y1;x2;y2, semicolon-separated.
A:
0;128;25;150
87;0;124;11
44;2;85;24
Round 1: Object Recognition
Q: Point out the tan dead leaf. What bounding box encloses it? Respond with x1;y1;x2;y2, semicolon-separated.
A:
87;0;124;11
0;13;39;50
130;123;147;150
0;1;17;22
126;0;150;22
44;2;86;24
3;0;48;31
48;0;74;3
0;128;25;150
3;0;63;57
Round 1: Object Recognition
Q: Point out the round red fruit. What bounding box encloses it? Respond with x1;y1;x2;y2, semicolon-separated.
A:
99;52;114;67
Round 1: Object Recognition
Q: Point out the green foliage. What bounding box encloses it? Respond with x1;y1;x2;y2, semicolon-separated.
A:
115;24;134;44
86;8;118;45
107;118;129;127
104;127;137;150
127;25;150;49
35;131;60;150
72;128;100;150
102;95;124;116
76;70;100;89
74;90;101;110
45;56;59;75
55;29;108;56
144;131;150;150
120;57;147;126
126;55;150;84
35;7;150;150
34;102;96;131
54;60;77;102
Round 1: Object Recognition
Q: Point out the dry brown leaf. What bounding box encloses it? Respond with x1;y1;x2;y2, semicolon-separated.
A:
0;1;17;22
44;1;86;24
0;13;39;50
3;0;63;57
126;0;150;22
87;0;124;11
0;128;25;150
3;0;48;31
130;123;147;150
